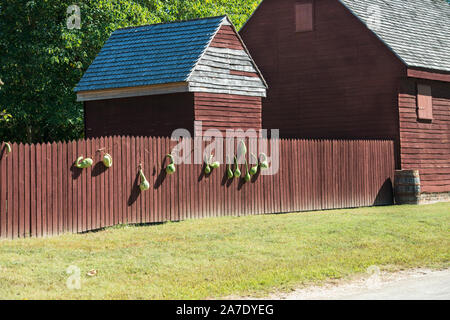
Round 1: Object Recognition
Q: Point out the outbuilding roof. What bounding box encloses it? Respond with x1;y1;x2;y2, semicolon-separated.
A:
339;0;450;73
75;16;229;92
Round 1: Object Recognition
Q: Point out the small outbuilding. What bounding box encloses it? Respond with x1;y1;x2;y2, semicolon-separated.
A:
75;15;267;138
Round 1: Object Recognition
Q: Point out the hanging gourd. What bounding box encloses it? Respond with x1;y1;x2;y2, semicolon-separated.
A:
139;169;150;191
5;142;11;154
204;155;212;174
237;140;247;161
259;153;269;169
244;159;251;182
249;153;259;176
102;153;113;168
75;156;93;169
226;156;234;179
210;160;220;169
233;156;241;178
165;154;176;174
204;154;220;174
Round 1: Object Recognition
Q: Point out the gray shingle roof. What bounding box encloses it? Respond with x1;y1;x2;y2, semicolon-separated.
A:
339;0;450;72
75;16;227;92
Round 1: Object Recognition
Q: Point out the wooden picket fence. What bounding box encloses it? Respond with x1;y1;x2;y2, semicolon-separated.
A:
0;137;395;239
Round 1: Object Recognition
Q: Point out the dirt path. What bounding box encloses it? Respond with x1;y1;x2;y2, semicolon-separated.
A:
223;268;450;300
263;268;450;300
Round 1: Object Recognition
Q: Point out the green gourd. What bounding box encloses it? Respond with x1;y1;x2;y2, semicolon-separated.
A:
204;154;219;174
210;161;220;169
102;153;113;168
233;156;241;178
5;143;11;154
204;155;211;174
226;156;234;179
259;153;269;169
244;159;251;182
166;154;176;174
237;140;247;161
139;169;150;191
227;166;234;179
249;153;258;176
76;156;93;169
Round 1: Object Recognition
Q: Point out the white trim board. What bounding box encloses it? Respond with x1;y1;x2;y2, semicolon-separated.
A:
77;82;189;102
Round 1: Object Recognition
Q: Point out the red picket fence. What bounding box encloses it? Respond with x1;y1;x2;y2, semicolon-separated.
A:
0;137;395;239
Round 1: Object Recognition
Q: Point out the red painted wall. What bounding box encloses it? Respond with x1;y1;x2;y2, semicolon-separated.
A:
211;25;244;50
194;92;262;136
240;0;406;163
84;93;195;138
399;79;450;193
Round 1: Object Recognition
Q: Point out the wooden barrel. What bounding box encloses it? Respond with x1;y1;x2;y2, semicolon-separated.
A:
394;170;421;204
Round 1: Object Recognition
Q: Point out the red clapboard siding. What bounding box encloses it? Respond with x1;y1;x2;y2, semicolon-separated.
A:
210;25;244;50
230;70;259;78
399;79;450;193
0;137;395;239
194;92;262;136
85;93;195;138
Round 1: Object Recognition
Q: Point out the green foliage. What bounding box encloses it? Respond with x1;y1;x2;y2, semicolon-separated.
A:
137;0;260;30
0;79;11;122
0;0;157;143
0;0;261;143
0;110;12;122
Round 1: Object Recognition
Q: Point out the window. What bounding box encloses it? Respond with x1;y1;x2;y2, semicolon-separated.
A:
417;84;433;121
296;2;314;32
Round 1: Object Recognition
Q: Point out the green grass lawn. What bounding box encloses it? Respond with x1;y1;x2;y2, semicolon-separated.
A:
0;203;449;299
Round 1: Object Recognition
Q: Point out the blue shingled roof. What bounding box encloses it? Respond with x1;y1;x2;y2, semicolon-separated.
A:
75;16;227;92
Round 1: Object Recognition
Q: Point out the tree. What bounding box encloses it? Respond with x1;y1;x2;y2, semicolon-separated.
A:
0;0;261;143
0;0;158;143
0;79;11;123
137;0;261;29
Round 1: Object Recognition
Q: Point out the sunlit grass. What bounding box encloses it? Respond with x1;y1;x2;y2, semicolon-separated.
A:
0;203;449;299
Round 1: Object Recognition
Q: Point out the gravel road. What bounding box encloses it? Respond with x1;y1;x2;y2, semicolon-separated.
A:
268;268;450;300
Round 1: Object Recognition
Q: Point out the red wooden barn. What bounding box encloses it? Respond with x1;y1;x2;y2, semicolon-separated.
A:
75;16;267;138
240;0;450;202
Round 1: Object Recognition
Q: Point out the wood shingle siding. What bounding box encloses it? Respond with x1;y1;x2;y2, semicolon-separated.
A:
189;40;267;97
